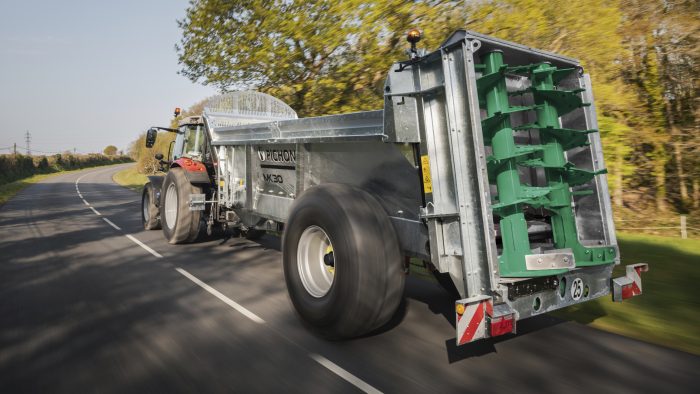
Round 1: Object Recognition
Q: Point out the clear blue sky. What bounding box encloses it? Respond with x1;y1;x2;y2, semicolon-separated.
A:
0;0;217;155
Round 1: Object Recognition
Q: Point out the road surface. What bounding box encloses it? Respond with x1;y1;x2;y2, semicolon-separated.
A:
1;164;697;393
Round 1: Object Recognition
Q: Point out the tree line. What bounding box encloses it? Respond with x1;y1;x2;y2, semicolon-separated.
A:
172;0;698;213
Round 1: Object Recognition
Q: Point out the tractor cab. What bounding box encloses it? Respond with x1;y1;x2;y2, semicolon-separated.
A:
173;116;210;164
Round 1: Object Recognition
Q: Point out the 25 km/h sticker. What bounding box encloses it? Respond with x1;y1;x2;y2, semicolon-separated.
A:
570;278;584;300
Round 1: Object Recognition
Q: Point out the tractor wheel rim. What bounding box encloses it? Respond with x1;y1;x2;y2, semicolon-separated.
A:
297;225;335;298
164;183;178;229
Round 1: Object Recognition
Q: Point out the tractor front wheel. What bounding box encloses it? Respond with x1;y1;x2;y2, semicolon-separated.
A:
142;182;161;230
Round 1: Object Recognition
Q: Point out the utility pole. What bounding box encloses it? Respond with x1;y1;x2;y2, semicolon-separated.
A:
13;143;17;155
25;130;31;156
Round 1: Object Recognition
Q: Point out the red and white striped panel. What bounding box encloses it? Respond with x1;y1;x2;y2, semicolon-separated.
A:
626;263;649;296
456;298;493;345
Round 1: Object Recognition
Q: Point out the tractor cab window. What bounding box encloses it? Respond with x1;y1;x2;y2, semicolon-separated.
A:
173;124;207;161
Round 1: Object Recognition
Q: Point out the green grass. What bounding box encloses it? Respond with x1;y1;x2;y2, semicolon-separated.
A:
112;165;149;193
553;233;700;355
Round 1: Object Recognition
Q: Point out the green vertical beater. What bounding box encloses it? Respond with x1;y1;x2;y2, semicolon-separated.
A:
477;51;616;277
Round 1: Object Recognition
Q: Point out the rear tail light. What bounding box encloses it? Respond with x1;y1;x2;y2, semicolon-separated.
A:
489;314;515;337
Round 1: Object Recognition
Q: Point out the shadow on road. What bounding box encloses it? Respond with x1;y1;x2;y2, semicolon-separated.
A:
3;177;698;393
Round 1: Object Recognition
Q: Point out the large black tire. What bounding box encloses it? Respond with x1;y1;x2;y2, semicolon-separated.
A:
142;182;161;230
160;168;203;244
282;184;405;339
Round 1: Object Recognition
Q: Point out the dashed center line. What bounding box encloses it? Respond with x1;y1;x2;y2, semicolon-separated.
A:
175;267;266;324
125;234;163;258
310;354;382;394
102;217;121;231
74;168;382;394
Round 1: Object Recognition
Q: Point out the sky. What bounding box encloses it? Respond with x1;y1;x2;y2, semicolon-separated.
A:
0;0;217;155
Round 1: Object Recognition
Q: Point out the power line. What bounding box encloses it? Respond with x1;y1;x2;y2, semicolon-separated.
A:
5;145;65;155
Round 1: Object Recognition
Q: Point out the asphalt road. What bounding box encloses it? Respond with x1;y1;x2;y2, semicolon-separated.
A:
1;164;698;393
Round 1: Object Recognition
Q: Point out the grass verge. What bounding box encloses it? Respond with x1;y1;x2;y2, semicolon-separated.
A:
0;164;127;207
112;165;149;193
553;233;700;355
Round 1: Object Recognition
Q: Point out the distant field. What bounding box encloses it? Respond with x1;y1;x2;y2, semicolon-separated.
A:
112;165;149;193
554;233;699;355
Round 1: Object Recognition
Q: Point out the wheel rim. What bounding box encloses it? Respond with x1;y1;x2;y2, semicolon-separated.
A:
164;183;178;229
297;225;335;298
142;191;149;221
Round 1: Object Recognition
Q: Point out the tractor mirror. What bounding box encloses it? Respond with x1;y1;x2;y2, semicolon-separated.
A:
145;128;157;148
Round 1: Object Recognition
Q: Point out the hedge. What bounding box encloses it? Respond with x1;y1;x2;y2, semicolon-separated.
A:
0;153;132;185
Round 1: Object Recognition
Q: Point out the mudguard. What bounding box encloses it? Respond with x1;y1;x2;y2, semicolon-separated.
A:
146;175;165;189
172;158;211;185
146;175;165;207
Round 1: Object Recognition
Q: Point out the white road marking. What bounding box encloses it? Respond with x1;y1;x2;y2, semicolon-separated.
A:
78;170;163;257
125;234;163;258
310;354;382;394
74;167;379;392
175;267;266;324
103;217;121;231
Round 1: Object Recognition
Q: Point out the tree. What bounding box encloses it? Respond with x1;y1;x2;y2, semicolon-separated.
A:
177;0;458;116
619;0;699;211
103;145;118;156
176;0;699;215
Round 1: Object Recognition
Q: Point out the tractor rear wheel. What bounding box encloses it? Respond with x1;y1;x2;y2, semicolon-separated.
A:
282;184;405;339
160;168;202;244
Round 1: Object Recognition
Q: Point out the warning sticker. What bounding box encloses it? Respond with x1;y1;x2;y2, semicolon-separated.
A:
421;155;433;194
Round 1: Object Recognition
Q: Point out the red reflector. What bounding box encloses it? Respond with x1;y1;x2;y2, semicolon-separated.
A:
621;283;634;300
490;315;514;337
